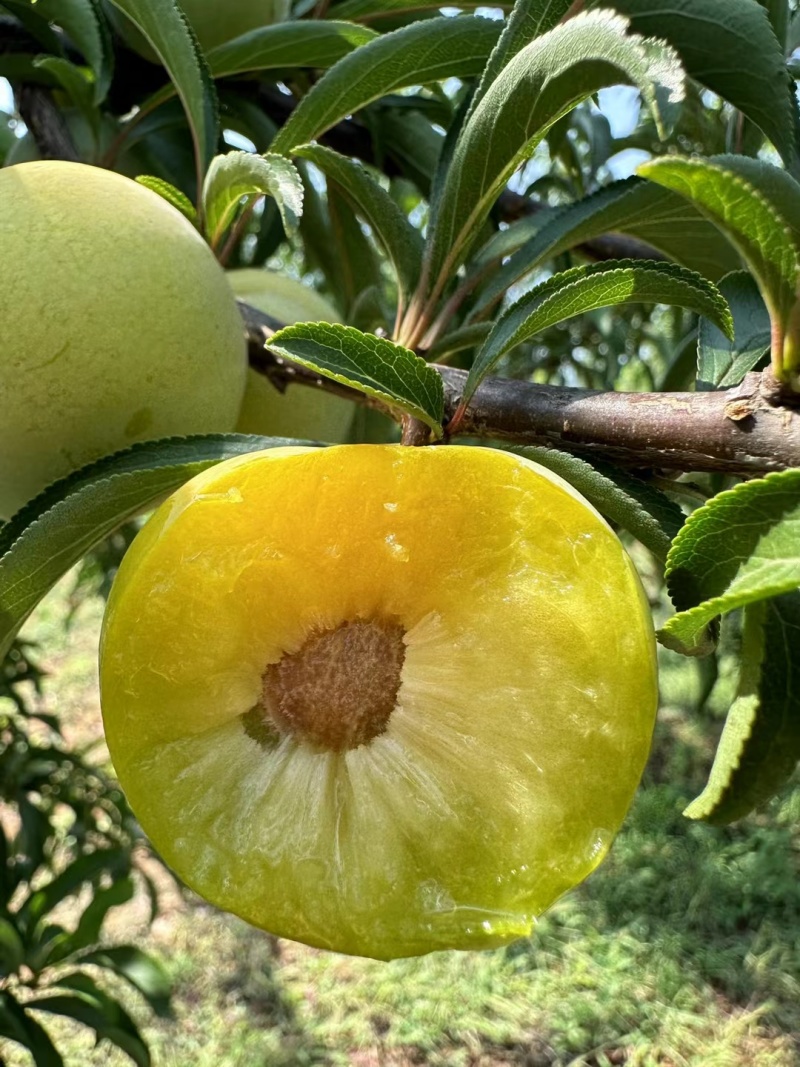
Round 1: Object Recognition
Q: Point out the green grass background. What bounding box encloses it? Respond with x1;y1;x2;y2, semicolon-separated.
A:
4;576;799;1067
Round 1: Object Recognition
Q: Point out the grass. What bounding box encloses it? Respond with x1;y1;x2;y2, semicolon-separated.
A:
3;577;799;1067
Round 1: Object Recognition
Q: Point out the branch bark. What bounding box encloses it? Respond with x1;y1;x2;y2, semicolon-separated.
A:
17;85;79;162
241;302;800;475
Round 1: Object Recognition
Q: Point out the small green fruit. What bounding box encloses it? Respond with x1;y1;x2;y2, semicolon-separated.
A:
229;269;355;443
0;161;246;519
107;0;291;60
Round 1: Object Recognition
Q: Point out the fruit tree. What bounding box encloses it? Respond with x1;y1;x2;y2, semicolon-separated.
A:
0;0;799;1062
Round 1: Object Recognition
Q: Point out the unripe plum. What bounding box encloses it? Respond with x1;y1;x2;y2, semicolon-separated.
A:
229;269;355;443
0;161;246;518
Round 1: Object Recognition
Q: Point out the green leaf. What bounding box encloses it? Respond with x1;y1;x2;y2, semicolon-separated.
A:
660;470;800;655
32;56;95;119
268;323;444;434
511;447;684;561
468;0;574;119
46;879;136;965
425;10;684;295
202;151;303;247
31;974;150;1067
697;272;770;389
0;916;25;977
105;0;218;176
295;143;423;313
0;991;63;1067
684;592;800;824
19;850;128;932
465;260;732;406
471;177;742;319
332;0;512;18
270;15;503;155
327;184;382;314
135;176;199;225
0;0;62;51
76;946;171;1018
427;323;492;363
638;155;800;361
601;0;800;174
0;435;301;660
207;20;377;78
30;0;113;103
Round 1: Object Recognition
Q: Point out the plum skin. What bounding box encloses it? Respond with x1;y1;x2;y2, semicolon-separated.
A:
228;269;355;443
0;161;246;519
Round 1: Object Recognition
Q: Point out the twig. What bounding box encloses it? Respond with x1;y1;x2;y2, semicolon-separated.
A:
240;302;800;475
17;85;79;161
400;415;432;447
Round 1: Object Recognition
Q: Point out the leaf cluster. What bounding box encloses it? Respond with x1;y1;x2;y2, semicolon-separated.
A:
0;652;171;1065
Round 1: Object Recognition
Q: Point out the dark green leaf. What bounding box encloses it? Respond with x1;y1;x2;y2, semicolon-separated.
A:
26;0;113;103
327;184;382;315
268;323;444;433
19;850;128;932
0;435;299;661
46;879;135;965
31;974;150;1067
468;0;574;118
76;946;172;1018
295;144;423;313
332;0;512;18
207;20;376;78
270;16;503;155
0;916;25;976
465;260;732;405
601;0;800;174
697;272;770;389
32;57;95;119
427;324;492;363
639;155;800;337
660;470;800;655
0;990;63;1067
106;0;218;175
425;10;683;292
685;592;800;824
471;177;742;318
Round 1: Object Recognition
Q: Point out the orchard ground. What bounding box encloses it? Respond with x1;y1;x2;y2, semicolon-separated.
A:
3;560;799;1067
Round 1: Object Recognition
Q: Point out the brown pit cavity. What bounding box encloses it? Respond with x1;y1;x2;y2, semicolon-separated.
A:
258;618;406;752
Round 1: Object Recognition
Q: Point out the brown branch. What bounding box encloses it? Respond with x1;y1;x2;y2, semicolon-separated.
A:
438;368;800;475
17;85;79;162
400;415;432;446
241;302;800;475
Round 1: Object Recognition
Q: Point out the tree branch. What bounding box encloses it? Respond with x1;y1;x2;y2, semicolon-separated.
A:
17;85;79;162
241;302;800;475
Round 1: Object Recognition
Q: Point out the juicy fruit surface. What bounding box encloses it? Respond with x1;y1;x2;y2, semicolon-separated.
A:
0;162;246;518
228;269;355;443
100;445;658;960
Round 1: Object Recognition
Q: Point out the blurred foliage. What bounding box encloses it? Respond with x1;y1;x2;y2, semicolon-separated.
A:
0;637;171;1067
